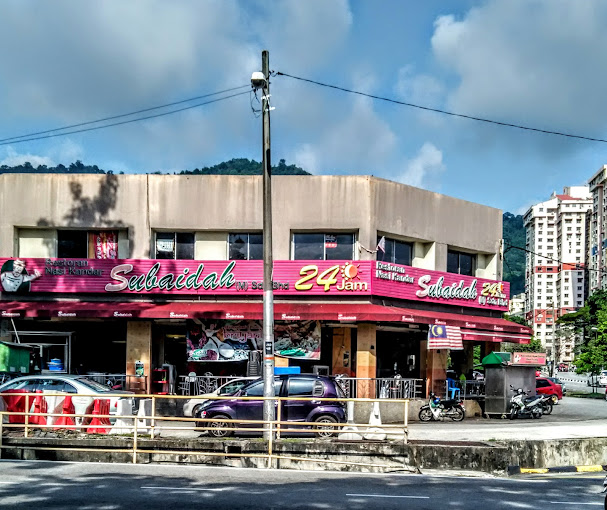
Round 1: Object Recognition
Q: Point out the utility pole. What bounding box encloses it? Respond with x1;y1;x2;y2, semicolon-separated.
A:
259;50;275;440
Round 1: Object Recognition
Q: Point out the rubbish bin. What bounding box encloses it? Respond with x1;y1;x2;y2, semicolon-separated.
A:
483;352;536;416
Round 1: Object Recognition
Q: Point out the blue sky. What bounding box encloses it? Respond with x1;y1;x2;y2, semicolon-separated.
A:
0;0;605;215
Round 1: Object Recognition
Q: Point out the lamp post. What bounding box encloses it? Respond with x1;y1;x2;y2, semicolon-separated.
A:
252;50;275;440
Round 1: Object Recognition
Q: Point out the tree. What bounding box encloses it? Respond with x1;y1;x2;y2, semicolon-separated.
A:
501;337;544;354
574;308;607;374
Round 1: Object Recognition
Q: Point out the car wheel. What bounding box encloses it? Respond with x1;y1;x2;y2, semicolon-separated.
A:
550;394;559;405
208;414;234;438
314;415;338;439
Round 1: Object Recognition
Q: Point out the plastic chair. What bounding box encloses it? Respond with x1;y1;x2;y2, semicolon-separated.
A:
446;378;461;400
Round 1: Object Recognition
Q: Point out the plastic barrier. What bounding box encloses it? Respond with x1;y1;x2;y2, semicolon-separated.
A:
42;392;65;427
86;399;112;434
3;389;28;424
53;395;76;430
29;391;48;427
109;399;134;434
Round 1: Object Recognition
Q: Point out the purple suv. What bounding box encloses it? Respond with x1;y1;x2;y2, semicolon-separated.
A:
198;374;347;438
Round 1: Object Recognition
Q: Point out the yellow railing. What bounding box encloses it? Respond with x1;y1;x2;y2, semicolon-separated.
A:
0;392;410;470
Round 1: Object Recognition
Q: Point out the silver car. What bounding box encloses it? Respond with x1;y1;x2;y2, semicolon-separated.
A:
0;374;134;421
183;377;257;418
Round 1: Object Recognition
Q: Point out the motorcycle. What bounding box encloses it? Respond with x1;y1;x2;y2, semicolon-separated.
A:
602;473;607;510
539;394;553;415
509;385;543;419
419;392;465;422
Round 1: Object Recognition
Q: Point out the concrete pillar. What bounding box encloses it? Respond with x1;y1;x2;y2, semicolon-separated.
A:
331;328;353;376
355;323;376;398
126;321;152;394
425;348;448;397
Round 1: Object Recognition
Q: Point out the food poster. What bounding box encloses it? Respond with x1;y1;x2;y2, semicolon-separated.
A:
186;320;321;362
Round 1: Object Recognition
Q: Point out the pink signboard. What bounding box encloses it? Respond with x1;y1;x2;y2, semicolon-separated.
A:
0;258;510;311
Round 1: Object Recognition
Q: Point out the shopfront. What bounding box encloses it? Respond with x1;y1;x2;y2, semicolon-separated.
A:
0;256;531;394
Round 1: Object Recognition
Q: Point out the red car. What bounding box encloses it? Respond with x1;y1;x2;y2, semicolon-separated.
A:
536;377;563;404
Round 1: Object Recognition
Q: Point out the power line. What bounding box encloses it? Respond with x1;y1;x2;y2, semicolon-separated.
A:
0;85;250;144
0;90;251;146
275;71;607;144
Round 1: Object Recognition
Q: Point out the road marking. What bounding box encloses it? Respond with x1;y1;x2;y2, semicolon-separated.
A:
548;503;602;506
141;486;230;492
346;494;429;499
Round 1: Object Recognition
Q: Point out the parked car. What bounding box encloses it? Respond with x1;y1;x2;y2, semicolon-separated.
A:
546;376;566;395
536;377;563;404
183;377;257;418
0;374;134;422
472;370;484;381
587;370;607;387
197;374;347;438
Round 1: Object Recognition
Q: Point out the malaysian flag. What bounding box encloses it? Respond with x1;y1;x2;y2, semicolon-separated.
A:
376;236;386;253
427;325;463;350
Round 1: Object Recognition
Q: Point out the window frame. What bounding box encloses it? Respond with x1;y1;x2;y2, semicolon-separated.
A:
154;231;195;260
446;249;476;276
376;236;413;266
228;232;263;261
291;232;356;260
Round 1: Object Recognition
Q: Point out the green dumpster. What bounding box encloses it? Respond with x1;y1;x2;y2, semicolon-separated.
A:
0;341;32;374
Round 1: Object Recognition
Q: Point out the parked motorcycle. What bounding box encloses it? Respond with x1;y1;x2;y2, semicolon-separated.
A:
509;385;543;419
419;392;465;422
539;394;553;415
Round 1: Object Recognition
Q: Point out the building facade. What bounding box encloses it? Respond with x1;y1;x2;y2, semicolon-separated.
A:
589;165;607;293
523;186;592;365
0;173;530;396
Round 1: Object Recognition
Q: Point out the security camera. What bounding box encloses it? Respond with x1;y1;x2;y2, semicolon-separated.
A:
251;71;266;89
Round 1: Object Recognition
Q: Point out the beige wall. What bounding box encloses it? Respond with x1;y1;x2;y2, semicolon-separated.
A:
0;174;503;277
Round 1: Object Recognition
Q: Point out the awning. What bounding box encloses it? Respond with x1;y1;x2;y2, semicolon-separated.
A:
0;300;532;339
460;329;530;344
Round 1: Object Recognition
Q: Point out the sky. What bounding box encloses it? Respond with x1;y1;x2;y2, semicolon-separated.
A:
1;0;606;215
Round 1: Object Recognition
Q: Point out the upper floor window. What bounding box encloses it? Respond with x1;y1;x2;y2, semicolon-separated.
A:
58;230;118;259
229;233;263;260
447;249;476;276
292;233;355;260
376;237;412;266
155;232;194;259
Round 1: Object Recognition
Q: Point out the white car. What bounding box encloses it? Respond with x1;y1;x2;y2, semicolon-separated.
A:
0;374;134;420
587;370;607;387
183;377;257;418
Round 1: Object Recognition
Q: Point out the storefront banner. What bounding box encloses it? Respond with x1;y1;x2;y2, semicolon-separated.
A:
186;320;321;362
0;258;509;311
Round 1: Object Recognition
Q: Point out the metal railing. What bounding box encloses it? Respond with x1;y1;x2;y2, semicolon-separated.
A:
177;375;255;395
335;377;424;399
0;392;410;471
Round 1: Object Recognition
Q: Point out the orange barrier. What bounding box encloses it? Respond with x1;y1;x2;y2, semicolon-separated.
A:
53;395;76;430
29;391;48;427
3;389;28;424
86;399;111;434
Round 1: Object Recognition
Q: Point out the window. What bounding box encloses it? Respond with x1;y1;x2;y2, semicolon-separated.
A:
229;233;263;260
292;233;355;260
287;378;316;396
244;380;281;396
155;232;194;259
376;237;412;266
447;250;476;276
58;230;119;259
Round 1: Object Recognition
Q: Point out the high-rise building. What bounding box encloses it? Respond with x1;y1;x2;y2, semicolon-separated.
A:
523;187;592;365
589;165;607;292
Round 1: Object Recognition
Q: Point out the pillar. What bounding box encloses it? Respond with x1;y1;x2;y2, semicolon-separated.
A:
355;323;376;398
425;348;448;397
126;321;152;394
331;328;352;376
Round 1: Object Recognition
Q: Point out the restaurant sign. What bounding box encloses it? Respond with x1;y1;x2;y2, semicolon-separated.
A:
0;257;509;311
512;352;547;366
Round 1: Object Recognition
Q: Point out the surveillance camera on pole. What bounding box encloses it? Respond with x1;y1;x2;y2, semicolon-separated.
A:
251;71;266;90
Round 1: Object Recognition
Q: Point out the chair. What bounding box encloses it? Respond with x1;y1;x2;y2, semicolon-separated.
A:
446;378;461;400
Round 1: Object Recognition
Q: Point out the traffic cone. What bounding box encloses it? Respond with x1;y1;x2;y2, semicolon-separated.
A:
29;391;47;427
87;399;111;434
54;395;76;430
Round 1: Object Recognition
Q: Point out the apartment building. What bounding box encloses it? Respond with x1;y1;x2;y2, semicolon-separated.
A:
589;165;607;292
523;187;592;364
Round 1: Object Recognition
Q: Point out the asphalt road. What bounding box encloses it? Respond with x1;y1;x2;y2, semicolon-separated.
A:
0;460;605;509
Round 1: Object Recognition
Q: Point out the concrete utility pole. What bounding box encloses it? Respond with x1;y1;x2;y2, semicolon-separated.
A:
260;50;275;440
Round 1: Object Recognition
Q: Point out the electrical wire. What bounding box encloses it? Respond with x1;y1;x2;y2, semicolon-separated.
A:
0;90;251;146
275;71;607;144
0;85;251;144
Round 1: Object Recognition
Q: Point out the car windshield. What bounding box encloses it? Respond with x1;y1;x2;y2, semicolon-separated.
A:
218;380;251;395
74;377;112;392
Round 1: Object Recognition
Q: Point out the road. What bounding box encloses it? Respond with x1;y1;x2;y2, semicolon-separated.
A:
0;460;604;509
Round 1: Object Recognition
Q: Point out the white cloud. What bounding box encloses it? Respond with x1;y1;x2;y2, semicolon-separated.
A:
397;143;445;189
431;0;607;141
0;147;55;168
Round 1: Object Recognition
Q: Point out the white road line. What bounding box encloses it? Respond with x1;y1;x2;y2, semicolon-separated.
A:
346;494;429;499
548;503;602;506
141;486;229;492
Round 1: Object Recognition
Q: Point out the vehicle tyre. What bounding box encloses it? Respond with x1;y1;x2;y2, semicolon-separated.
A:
532;408;542;419
450;405;465;422
418;407;433;422
510;408;517;420
208;414;234;438
550;394;559;405
314;415;338;439
542;401;553;415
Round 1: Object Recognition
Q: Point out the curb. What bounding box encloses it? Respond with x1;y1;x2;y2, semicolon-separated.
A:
508;465;607;476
